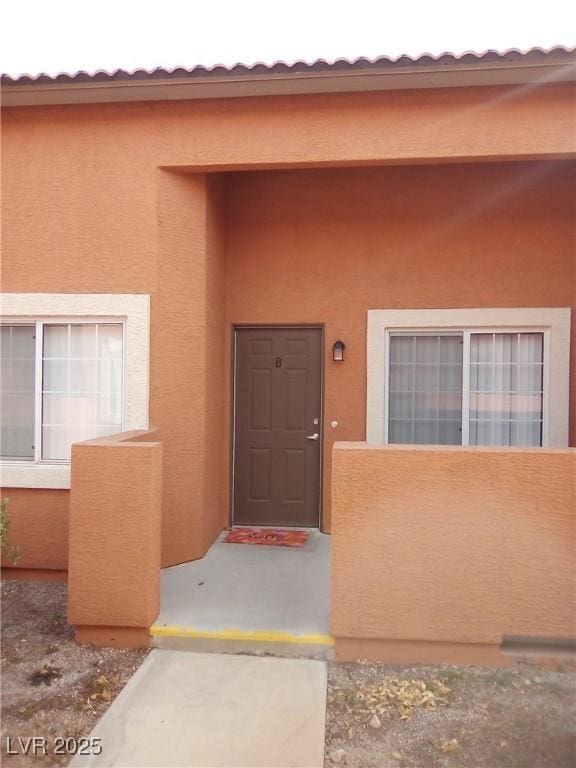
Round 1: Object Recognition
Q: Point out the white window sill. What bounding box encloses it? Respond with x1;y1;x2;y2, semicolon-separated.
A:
0;463;71;489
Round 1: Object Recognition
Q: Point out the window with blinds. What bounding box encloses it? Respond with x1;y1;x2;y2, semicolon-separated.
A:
389;335;463;445
1;322;124;462
0;325;36;459
469;333;543;447
388;331;544;447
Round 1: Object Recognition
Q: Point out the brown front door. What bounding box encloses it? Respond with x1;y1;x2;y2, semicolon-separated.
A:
233;327;322;527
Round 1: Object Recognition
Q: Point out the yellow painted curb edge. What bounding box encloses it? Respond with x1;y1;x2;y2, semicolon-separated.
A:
150;625;335;646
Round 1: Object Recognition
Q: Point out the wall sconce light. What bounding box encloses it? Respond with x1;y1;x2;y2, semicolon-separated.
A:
333;340;346;362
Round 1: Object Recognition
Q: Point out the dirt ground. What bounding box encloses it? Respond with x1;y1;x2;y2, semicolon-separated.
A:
1;580;147;767
325;660;576;768
3;580;576;768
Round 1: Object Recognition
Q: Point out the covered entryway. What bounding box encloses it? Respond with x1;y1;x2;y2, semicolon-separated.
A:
151;529;332;658
233;326;323;527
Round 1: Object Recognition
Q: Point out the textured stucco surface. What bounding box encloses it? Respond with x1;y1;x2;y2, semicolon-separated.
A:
203;176;229;551
1;567;67;581
0;489;69;569
331;443;576;663
153;173;228;563
67;432;162;637
2;83;575;567
225;163;576;529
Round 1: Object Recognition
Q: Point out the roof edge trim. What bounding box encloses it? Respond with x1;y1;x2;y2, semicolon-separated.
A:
3;53;575;107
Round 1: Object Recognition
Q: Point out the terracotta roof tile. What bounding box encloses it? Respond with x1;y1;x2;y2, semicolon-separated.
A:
2;46;574;85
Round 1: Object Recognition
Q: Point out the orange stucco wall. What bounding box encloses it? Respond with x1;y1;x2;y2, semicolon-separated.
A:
332;443;576;665
153;172;229;561
68;431;162;647
225;162;576;528
0;489;69;569
2;83;575;569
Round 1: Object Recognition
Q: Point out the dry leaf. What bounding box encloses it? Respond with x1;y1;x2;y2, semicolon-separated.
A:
437;738;459;753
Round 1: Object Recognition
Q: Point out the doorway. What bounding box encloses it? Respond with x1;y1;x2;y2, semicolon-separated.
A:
232;326;323;527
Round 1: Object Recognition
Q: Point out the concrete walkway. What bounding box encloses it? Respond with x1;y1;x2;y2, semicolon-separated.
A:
152;530;332;657
71;650;327;768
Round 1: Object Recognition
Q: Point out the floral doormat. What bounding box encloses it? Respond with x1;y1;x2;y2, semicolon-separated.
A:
223;527;309;548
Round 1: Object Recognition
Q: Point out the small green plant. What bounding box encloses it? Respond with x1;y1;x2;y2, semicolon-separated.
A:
0;498;22;565
439;667;465;686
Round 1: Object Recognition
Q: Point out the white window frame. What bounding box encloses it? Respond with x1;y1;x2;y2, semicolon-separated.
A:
367;308;571;447
0;294;150;488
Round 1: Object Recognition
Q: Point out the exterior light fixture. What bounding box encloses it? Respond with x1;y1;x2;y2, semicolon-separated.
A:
333;340;346;362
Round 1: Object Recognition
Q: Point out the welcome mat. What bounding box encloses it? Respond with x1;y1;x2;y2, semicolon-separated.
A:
223;528;309;548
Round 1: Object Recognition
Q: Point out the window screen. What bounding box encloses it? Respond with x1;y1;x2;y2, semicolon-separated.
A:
469;332;543;446
0;325;36;459
388;334;463;445
42;324;123;460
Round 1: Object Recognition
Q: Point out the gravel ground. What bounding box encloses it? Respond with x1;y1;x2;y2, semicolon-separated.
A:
325;660;576;768
3;579;575;768
1;580;147;767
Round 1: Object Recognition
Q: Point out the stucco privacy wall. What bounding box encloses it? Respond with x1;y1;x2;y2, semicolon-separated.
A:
68;431;162;647
2;84;575;568
331;443;576;665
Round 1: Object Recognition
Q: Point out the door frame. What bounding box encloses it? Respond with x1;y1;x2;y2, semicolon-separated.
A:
229;324;325;529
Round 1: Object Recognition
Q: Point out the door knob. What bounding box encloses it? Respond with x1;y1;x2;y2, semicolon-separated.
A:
306;433;320;441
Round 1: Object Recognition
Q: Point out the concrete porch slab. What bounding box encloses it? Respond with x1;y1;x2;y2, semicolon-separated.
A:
71;649;327;767
152;530;333;658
